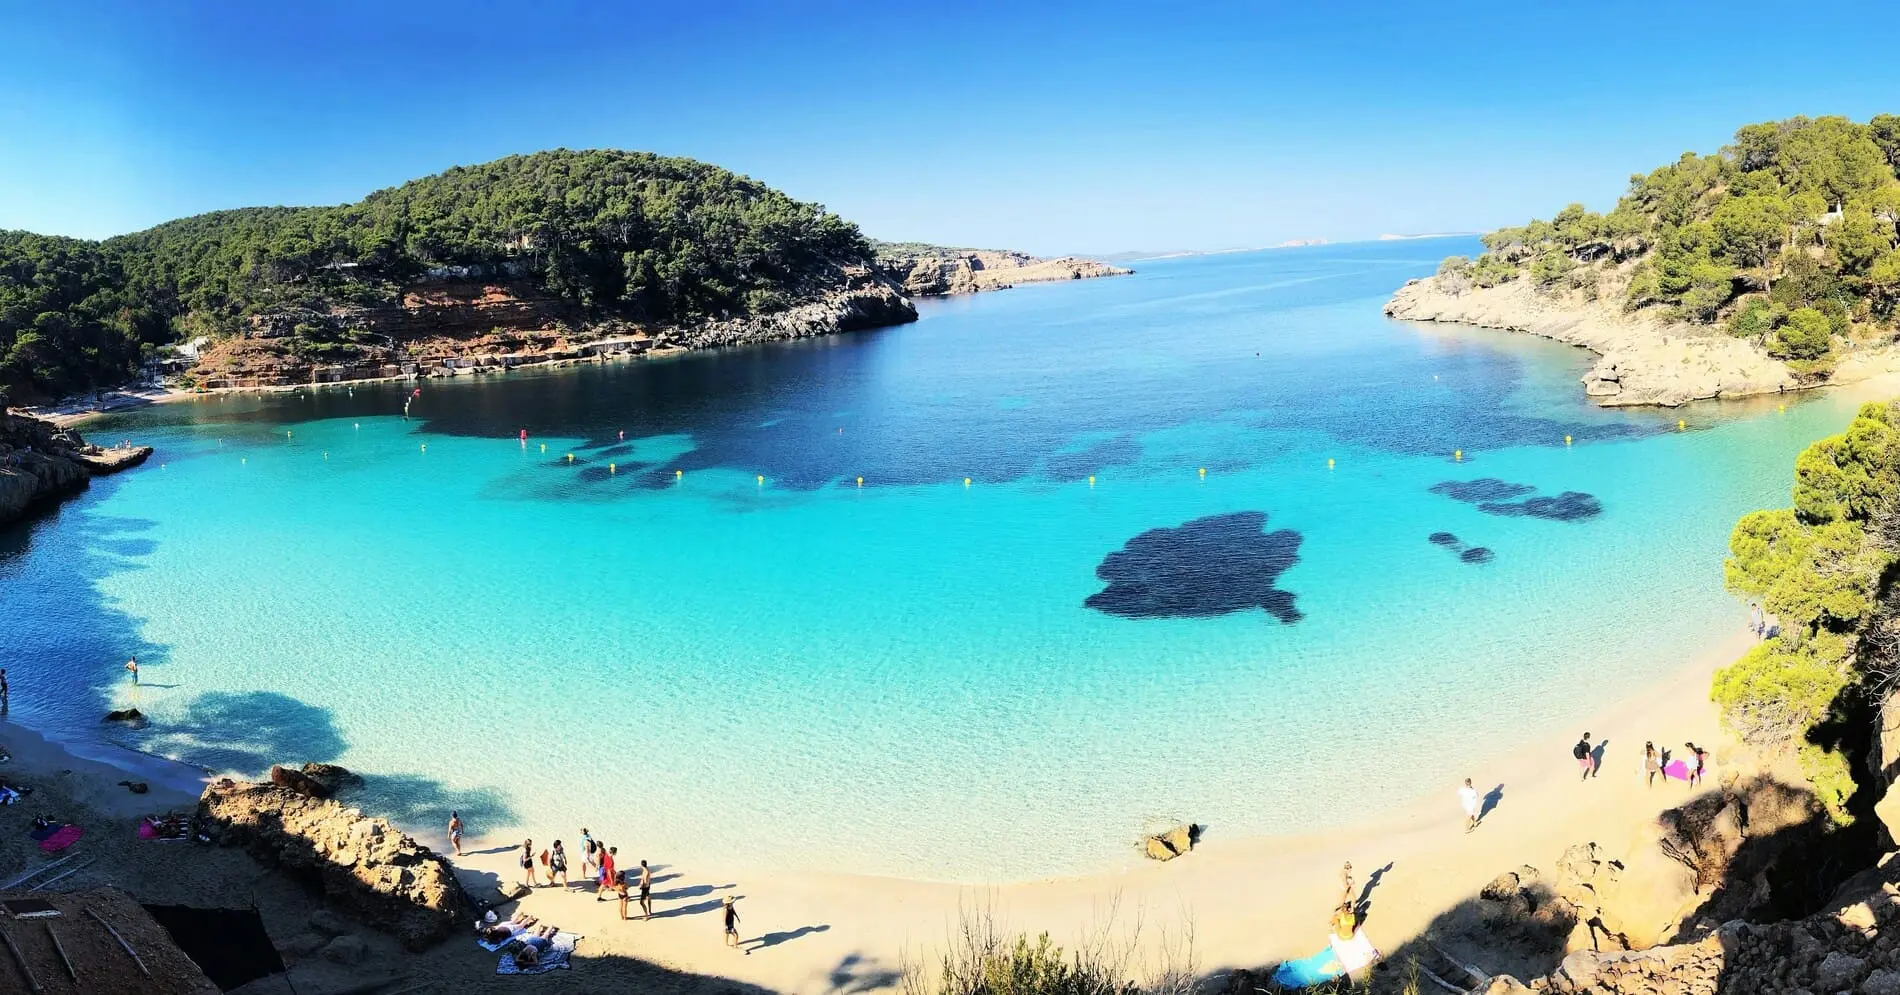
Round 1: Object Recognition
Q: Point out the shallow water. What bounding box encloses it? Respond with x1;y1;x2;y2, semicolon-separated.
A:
0;239;1867;880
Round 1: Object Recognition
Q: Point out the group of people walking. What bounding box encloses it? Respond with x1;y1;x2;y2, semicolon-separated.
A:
448;813;744;947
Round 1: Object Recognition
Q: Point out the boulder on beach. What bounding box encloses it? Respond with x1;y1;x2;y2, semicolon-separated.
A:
102;707;145;724
1142;822;1201;861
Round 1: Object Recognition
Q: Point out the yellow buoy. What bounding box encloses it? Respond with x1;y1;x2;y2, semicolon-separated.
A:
1565;435;1572;446
675;469;683;479
240;457;246;464
286;431;292;438
1677;419;1685;431
1778;404;1786;413
610;463;616;474
1088;475;1096;486
567;453;574;462
540;443;547;452
856;476;863;487
1454;449;1463;461
323;452;329;459
964;477;972;487
1198;467;1206;477
420;443;426;452
1327;458;1335;469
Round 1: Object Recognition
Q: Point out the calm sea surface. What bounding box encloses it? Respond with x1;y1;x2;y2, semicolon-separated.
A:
0;239;1865;879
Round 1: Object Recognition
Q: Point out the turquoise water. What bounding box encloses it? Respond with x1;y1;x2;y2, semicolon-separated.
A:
0;239;1872;881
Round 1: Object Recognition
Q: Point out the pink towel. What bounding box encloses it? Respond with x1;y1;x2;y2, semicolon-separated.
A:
39;825;82;852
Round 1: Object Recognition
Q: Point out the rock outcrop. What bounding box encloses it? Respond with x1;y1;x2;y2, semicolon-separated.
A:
875;247;1130;297
1142;823;1200;861
1384;274;1900;407
197;775;465;950
674;269;917;349
0;411;151;528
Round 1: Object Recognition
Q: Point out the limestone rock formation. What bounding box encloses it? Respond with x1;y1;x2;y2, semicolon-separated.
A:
874;247;1130;297
197;777;466;950
0;411;151;527
1384;274;1900;408
1142;823;1200;861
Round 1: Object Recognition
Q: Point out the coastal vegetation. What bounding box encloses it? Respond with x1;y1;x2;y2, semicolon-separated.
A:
1719;400;1900;820
1439;115;1900;372
2;150;876;401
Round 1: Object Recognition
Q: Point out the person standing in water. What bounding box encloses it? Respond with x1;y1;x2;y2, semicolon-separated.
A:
447;811;464;856
1459;778;1481;833
1574;733;1597;780
1;667;9;712
638;860;653;920
723;896;741;949
1643;742;1662;788
125;656;139;685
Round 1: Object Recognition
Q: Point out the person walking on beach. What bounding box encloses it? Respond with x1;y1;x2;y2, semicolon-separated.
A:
1686;742;1708;787
596;846;618;901
520;839;539;888
447;811;464;856
580;829;597;880
1574;733;1597;780
549;840;569;888
1459;778;1482;833
638;859;653;920
1749;602;1765;640
1643;742;1662;788
125;656;139;685
723;896;741;949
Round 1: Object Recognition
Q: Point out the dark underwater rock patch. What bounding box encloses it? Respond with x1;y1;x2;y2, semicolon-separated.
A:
1429;478;1535;503
1428;532;1493;564
1478;491;1602;522
1046;436;1142;482
1428;531;1461;546
1460;546;1495;563
1085;511;1302;622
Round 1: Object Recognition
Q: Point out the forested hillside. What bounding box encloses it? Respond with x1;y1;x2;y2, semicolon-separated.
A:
1;150;882;401
1439;115;1900;365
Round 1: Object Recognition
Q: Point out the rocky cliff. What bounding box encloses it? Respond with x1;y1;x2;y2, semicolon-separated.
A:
197;772;465;950
0;411;150;528
1383;274;1841;407
873;246;1131;297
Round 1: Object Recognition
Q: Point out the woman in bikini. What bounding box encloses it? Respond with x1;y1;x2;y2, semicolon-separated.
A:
1642;742;1661;788
723;895;741;948
520;838;539;888
448;811;464;856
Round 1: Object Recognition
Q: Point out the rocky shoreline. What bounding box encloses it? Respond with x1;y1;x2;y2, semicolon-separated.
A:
874;246;1130;297
1385;274;1900;407
0;410;151;528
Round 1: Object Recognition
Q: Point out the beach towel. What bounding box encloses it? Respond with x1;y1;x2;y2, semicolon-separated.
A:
1664;759;1692;781
477;922;529;953
38;825;82;852
1270;947;1345;988
495;932;580;975
1331;929;1380;973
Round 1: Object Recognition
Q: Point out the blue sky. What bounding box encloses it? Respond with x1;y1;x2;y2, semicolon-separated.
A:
4;1;1899;254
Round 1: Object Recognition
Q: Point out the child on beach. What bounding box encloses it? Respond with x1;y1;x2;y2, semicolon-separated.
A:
520;839;539;888
723;895;741;948
448;811;463;856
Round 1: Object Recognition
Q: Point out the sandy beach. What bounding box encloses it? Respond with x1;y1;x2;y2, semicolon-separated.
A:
430;629;1755;993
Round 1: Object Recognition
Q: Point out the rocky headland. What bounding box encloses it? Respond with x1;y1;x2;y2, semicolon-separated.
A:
1383;272;1900;407
872;243;1131;297
0;410;150;527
